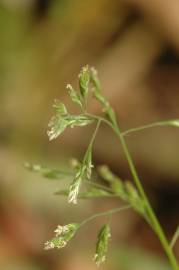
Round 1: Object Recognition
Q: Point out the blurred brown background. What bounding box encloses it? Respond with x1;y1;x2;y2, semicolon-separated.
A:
0;0;179;269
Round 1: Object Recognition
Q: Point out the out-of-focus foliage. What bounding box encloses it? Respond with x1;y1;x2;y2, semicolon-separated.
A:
111;246;170;270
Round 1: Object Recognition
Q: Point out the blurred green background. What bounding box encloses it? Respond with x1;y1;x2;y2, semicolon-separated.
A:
0;0;179;269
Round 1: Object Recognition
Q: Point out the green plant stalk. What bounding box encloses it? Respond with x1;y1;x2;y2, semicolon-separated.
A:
46;66;178;268
170;226;179;249
86;112;178;269
83;119;101;163
113;123;179;270
79;205;131;227
121;120;179;136
85;179;116;194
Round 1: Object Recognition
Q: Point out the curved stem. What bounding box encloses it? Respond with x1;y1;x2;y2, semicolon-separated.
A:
85;113;114;129
113;124;179;270
83;119;101;162
84;113;178;268
79;205;131;227
122;120;179;137
85;179;115;194
87;106;178;268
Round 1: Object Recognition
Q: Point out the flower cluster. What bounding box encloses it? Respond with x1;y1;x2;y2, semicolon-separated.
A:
47;66;101;204
98;165;147;217
47;99;93;141
94;224;111;266
68;169;83;204
78;65;90;99
68;148;94;205
44;223;79;250
27;66;179;269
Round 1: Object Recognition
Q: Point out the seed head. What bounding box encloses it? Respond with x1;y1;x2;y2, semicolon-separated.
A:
94;224;111;266
44;241;55;250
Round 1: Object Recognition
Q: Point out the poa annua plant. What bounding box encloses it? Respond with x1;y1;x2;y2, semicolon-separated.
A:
26;66;179;269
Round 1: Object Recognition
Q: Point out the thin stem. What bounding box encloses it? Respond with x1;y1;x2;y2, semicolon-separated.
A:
85;179;115;194
85;113;114;129
112;123;179;270
85;114;178;269
79;205;131;227
170;226;179;249
122;120;179;137
83;119;101;163
78;112;178;268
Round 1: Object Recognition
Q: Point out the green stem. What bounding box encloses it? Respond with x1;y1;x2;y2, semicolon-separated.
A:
83;119;101;162
85;112;178;268
86;113;114;129
170;226;179;249
85;179;115;194
79;205;131;227
113;123;179;270
90;70;178;269
121;120;179;137
88;110;178;268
